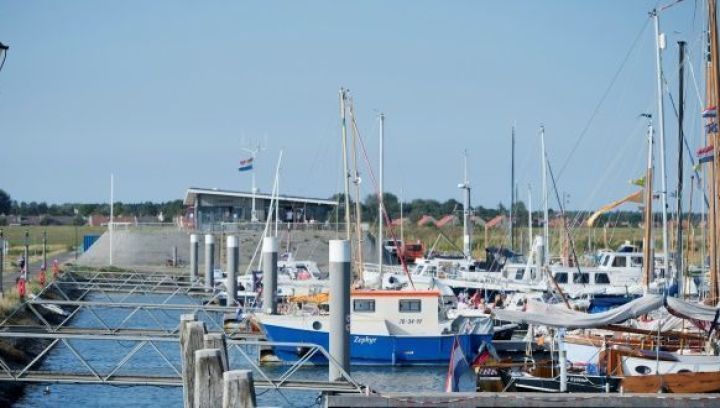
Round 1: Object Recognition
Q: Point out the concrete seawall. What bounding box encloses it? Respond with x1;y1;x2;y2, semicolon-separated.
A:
76;228;376;274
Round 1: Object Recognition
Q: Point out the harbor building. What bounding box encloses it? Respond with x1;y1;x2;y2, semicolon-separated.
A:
184;187;338;230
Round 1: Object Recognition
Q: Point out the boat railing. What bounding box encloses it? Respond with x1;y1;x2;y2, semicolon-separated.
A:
362;263;406;275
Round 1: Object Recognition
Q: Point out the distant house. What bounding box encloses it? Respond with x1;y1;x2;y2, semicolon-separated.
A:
417;215;437;227
87;214;137;226
470;215;486;227
4;215;78;226
485;214;506;229
390;218;408;227
435;214;458;228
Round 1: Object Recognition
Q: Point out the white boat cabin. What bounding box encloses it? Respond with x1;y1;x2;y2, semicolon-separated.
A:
350;290;442;335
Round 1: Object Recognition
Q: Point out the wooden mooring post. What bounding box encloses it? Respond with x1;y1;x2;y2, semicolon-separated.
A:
223;370;256;408
181;318;206;408
194;349;224;408
181;315;256;408
203;333;229;371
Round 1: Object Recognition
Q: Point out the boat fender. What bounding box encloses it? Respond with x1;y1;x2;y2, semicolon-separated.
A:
296;346;312;357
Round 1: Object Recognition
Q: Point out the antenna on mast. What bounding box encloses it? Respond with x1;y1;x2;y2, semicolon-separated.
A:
242;136;267;223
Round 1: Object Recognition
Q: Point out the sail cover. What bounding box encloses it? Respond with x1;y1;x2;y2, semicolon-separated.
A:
493;295;663;329
665;297;720;332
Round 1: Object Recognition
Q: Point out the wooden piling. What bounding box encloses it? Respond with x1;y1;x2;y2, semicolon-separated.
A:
181;320;206;408
194;348;224;408
223;370;256;408
203;333;229;371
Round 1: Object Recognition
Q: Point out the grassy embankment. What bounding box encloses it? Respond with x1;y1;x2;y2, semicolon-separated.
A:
1;225;106;267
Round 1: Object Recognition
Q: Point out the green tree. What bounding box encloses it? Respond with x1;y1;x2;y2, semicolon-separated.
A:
0;189;10;215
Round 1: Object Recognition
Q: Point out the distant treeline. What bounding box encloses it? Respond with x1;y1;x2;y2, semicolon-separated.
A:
0;188;696;227
0;188;184;220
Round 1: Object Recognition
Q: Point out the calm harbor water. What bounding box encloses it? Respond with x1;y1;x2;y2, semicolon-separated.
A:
14;294;473;407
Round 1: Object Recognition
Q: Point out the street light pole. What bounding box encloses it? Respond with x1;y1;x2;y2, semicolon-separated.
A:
23;230;29;280
42;230;47;270
0;229;4;296
0;42;8;73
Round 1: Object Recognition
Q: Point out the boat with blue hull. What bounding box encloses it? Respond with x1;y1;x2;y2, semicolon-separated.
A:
262;324;488;365
255;289;504;365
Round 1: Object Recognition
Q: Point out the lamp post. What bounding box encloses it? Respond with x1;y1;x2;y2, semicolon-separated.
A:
0;229;4;295
23;230;29;280
42;230;47;270
0;42;8;73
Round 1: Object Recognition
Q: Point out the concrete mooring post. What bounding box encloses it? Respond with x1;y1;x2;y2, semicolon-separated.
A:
262;237;278;314
173;245;178;267
194;349;224;408
190;234;199;281
223;370;256;408
226;235;239;306
203;333;229;371
181;319;206;408
329;239;351;382
204;234;215;290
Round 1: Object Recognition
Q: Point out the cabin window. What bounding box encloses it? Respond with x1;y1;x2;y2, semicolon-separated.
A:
554;272;568;284
353;299;375;313
399;299;422;313
612;256;627;267
602;256;610;266
631;257;643;267
634;365;652;375
594;273;610;284
573;273;590;284
515;269;525;280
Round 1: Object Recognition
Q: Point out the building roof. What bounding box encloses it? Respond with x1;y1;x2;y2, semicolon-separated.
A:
184;187;338;207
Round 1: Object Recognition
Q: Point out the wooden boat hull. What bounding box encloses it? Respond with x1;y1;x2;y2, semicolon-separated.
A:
621;371;720;393
499;371;622;393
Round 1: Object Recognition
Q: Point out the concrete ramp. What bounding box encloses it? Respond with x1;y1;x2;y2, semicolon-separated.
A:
76;228;374;274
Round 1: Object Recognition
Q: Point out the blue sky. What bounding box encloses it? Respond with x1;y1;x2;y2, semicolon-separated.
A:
0;1;709;211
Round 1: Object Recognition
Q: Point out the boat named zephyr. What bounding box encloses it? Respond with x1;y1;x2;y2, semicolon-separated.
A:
255;289;510;365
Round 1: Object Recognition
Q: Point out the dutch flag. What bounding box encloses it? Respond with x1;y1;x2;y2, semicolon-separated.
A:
703;106;717;118
698;145;715;164
444;336;469;392
238;157;254;172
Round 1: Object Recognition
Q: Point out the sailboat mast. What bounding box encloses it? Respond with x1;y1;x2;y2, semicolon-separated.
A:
677;40;686;296
460;151;472;259
510;125;516;250
642;117;655;292
541;126;550;263
400;188;404;243
708;0;720;302
349;98;364;273
378;113;385;273
340;88;352;241
528;185;533;254
652;9;670;281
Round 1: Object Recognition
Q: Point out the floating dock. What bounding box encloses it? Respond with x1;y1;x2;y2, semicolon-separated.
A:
324;392;720;407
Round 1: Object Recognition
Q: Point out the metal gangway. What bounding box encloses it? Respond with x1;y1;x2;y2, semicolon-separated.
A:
0;267;366;397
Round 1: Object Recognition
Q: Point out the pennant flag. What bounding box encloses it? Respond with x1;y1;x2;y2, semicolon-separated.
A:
630;175;645;187
444;337;469;392
698;145;715;163
706;122;719;133
586;190;643;227
703;106;717;118
238;157;254;172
